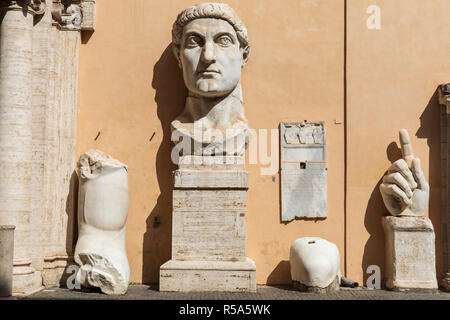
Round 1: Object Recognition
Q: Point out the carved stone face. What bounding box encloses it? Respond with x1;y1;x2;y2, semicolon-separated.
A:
179;18;244;98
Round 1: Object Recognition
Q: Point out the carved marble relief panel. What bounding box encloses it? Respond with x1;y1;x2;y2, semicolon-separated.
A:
280;122;327;221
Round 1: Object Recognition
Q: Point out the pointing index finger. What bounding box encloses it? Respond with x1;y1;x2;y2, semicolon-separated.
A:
399;129;414;167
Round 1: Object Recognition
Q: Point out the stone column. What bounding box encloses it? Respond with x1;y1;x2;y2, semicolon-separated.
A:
41;25;81;287
0;0;46;295
0;0;95;294
30;0;52;281
41;0;95;287
438;83;450;290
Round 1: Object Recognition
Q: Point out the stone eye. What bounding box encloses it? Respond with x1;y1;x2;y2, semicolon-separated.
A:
216;35;233;47
186;35;203;47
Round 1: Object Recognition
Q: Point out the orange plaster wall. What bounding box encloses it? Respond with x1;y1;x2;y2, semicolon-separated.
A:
77;0;450;287
346;0;450;285
77;0;345;284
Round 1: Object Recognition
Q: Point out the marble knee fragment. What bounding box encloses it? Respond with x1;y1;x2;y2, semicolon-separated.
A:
290;237;341;293
74;149;130;295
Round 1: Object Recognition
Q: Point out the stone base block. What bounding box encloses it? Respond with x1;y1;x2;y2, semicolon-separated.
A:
12;271;43;296
382;216;438;291
159;258;256;292
172;189;247;261
293;276;340;293
42;255;72;288
42;267;67;288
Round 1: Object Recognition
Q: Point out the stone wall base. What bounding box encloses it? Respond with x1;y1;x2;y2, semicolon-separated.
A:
12;271;43;296
42;255;73;288
292;276;340;293
160;258;256;292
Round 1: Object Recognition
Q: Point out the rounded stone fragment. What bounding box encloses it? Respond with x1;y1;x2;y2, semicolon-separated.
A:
290;237;341;293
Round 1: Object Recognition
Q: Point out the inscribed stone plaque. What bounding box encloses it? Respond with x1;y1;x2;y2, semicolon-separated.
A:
280;122;327;221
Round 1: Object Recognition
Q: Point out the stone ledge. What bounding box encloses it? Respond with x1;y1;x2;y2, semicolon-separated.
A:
160;258;256;271
387;282;439;293
177;156;245;170
160;258;256;292
382;216;434;232
173;169;248;189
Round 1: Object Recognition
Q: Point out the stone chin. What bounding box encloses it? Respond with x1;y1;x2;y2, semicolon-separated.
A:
192;79;238;98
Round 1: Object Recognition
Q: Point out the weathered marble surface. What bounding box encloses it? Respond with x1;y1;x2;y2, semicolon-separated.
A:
52;0;95;31
74;150;130;295
80;0;96;31
172;170;248;262
290;237;341;292
280;122;327;221
382;216;438;291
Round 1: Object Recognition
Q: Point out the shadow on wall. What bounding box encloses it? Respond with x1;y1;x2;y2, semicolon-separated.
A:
142;45;187;284
266;260;291;285
362;88;441;287
81;31;94;44
66;171;79;256
361;142;403;286
362;175;387;287
60;170;79;287
416;88;442;279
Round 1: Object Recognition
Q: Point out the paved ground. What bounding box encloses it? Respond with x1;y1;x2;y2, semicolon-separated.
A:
6;285;450;300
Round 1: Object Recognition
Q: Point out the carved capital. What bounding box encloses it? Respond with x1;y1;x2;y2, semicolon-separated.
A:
0;0;46;15
80;0;95;31
29;0;45;14
51;0;95;31
438;83;450;114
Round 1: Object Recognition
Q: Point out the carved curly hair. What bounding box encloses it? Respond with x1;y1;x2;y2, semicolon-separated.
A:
172;2;250;58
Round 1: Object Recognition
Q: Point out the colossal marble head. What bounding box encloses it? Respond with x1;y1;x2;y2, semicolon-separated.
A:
170;3;251;158
171;3;250;98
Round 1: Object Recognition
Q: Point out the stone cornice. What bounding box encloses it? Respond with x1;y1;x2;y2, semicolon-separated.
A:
51;0;95;31
0;0;46;15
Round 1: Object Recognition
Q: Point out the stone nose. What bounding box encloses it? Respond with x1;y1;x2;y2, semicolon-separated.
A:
201;41;216;63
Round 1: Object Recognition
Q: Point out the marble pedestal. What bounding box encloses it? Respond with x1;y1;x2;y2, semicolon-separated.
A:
160;157;256;292
382;216;438;291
